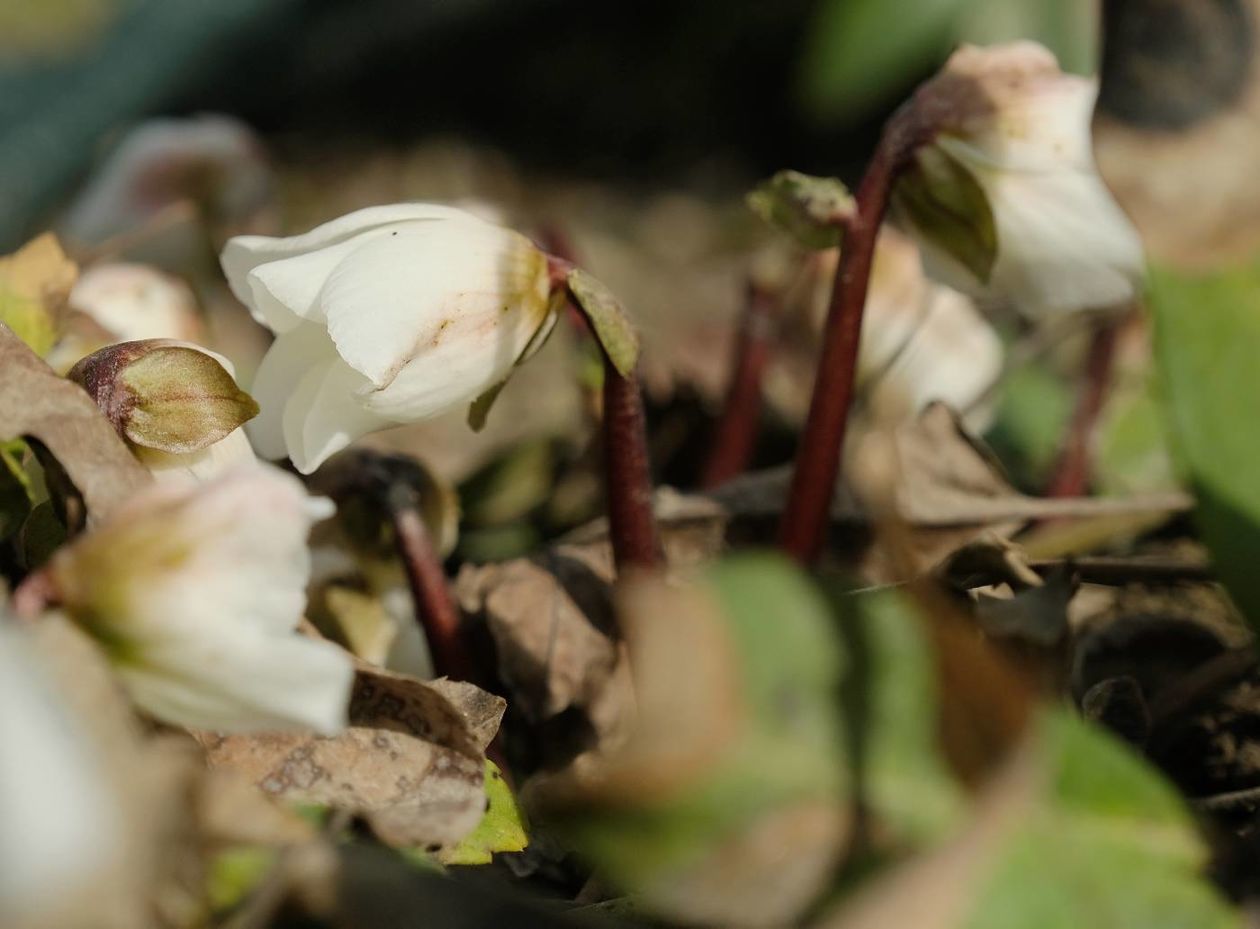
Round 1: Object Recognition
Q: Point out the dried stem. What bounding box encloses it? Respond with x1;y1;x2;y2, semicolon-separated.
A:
778;115;922;563
1044;315;1124;498
386;484;473;681
700;282;777;489
602;359;663;572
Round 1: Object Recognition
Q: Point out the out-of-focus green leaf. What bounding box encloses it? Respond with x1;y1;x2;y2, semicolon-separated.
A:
747;170;854;250
440;761;528;866
1149;261;1260;629
0;439;34;541
961;711;1239;929
206;845;277;913
958;0;1097;76
984;360;1073;491
842;586;966;845
459;439;555;528
535;553;849;927
894;146;997;285
799;0;970;121
1095;368;1177;496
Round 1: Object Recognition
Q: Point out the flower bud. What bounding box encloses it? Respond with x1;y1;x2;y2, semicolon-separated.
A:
46;463;353;734
68;339;260;485
895;41;1145;316
220;203;559;474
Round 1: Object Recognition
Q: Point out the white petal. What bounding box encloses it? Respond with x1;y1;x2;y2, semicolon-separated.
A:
220;203;487;310
138;426;258;488
982;167;1144;314
247;324;342;460
0;630;118;919
314;234;550;423
118;629;354;735
70;263;204;343
866;285;1003;426
281;348;393;474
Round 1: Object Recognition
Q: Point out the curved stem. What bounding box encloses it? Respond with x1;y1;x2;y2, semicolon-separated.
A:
387;485;473;681
10;568;57;622
777;129;909;564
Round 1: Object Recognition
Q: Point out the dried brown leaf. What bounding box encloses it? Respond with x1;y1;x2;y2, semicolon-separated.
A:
0;327;149;523
197;666;504;850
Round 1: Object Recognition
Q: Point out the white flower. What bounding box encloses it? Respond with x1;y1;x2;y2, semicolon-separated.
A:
220;204;558;474
47;464;353;735
806;228;1003;428
136;425;257;488
897;41;1145;316
69;263;206;345
0;626;120;922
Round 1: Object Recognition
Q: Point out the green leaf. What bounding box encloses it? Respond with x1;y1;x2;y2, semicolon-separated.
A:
747;170;855;250
0;234;75;357
1149;261;1260;629
962;711;1239;929
0;438;34;541
439;761;528;866
566;268;639;377
206;845;278;914
984;359;1073;492
467;380;506;433
893;145;997;285
1095;367;1177;496
799;0;971;121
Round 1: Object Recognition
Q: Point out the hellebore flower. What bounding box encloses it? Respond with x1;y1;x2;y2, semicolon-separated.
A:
0;625;120;923
46;464;353;734
68;339;259;487
798;228;1002;429
221;204;558;474
895;41;1145;316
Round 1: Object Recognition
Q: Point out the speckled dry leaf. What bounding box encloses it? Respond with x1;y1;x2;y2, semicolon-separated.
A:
197;666;504;850
455;550;622;727
0;327;149;523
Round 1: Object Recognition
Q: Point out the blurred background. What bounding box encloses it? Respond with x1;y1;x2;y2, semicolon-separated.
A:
0;0;1099;249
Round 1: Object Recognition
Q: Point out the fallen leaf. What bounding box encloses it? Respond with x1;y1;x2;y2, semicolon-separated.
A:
0;326;150;524
198;666;505;851
438;761;529;865
0;234;77;357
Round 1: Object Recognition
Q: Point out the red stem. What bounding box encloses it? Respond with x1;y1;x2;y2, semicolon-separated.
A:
603;360;663;572
1044;318;1122;499
777;128;911;564
388;490;473;681
700;282;777;489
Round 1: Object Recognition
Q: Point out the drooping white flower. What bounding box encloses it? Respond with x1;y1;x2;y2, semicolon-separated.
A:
896;41;1145;316
47;463;353;735
220;204;558;474
0;626;120;923
804;228;1003;428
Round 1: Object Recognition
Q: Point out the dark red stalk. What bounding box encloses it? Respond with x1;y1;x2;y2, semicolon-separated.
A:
1044;317;1122;499
602;360;663;571
386;485;474;681
777;122;917;563
544;235;662;575
700;282;777;490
